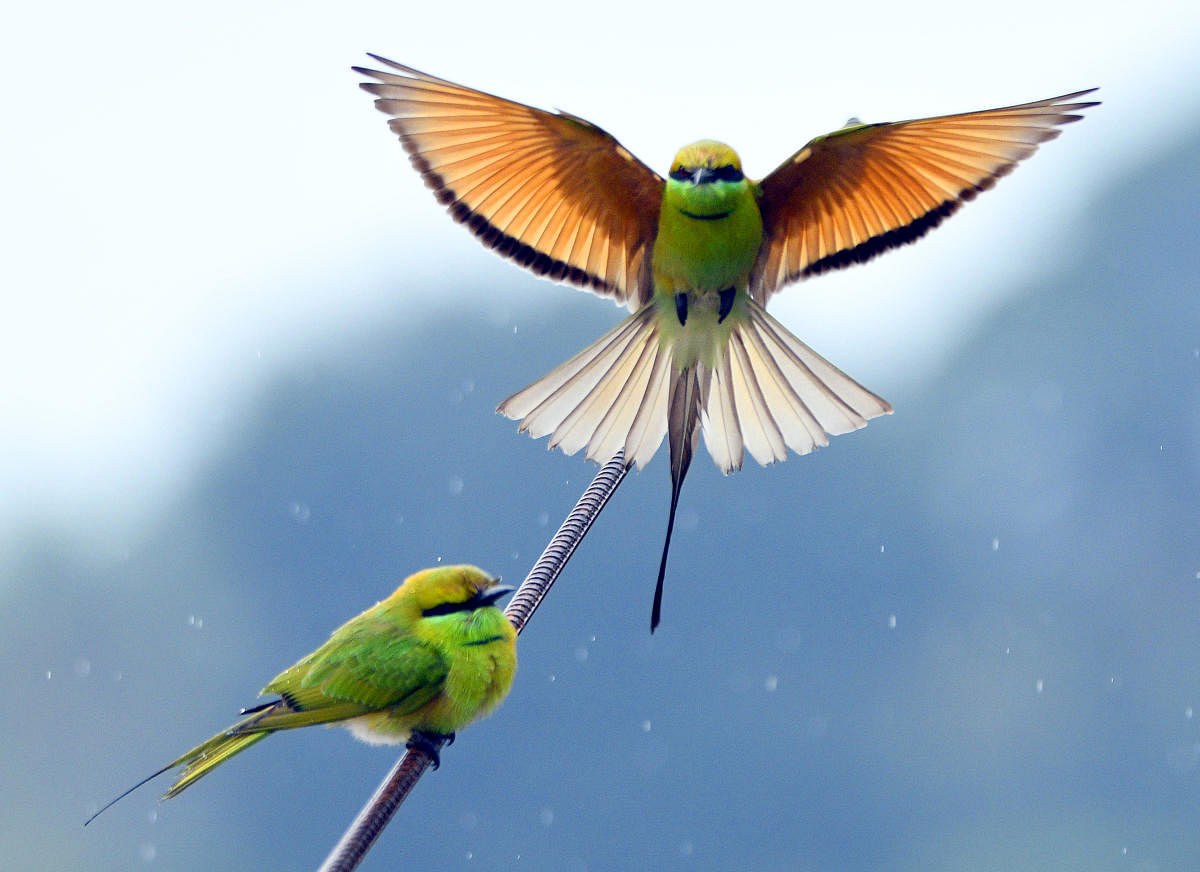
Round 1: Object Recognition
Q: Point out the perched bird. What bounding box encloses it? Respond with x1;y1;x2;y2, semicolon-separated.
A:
355;57;1098;629
85;565;516;824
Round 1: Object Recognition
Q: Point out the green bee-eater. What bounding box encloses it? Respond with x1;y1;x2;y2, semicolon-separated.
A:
356;57;1097;629
86;565;516;824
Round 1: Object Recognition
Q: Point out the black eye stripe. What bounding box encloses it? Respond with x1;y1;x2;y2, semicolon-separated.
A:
668;164;743;183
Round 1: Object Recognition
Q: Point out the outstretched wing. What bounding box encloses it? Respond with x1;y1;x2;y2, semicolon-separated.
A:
356;55;665;308
751;89;1099;303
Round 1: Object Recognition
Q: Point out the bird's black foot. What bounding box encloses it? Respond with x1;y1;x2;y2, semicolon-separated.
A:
674;292;688;326
407;731;452;770
718;287;735;323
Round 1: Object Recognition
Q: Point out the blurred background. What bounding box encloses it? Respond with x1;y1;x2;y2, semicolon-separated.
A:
4;1;1199;870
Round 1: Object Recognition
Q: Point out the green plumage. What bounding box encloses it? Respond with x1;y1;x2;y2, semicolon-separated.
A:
86;565;516;823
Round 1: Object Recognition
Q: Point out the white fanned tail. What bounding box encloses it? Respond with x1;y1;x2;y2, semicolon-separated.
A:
497;306;671;469
701;298;893;472
497;297;892;472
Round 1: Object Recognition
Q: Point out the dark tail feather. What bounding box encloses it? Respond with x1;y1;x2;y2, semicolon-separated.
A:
651;462;689;632
652;366;701;632
84;761;177;826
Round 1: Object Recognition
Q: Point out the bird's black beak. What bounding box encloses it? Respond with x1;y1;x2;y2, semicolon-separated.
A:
480;584;515;606
691;167;718;185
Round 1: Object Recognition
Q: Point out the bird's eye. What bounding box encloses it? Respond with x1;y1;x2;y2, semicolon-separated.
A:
712;164;744;183
669;166;692;181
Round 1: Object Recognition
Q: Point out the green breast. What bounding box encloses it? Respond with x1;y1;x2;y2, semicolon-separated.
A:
652;181;763;293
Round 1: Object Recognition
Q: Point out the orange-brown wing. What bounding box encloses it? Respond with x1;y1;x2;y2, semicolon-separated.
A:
750;89;1099;303
356;56;665;308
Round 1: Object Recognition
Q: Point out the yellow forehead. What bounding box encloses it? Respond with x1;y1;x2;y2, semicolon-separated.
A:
401;564;496;609
670;140;742;172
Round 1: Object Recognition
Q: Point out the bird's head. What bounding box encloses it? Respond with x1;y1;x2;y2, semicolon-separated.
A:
399;565;514;618
667;140;745;187
664;140;751;220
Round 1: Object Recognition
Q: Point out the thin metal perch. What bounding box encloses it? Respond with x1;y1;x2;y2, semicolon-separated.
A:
316;450;629;872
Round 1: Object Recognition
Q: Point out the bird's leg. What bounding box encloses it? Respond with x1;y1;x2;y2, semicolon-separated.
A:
406;730;452;769
674;292;688;326
717;287;735;323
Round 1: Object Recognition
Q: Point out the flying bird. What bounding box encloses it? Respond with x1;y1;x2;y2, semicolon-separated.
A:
86;565;516;824
355;57;1097;629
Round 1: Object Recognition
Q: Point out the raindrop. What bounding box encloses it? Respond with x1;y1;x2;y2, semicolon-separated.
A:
448;476;465;495
1036;679;1044;694
1186;707;1193;720
888;615;897;629
992;537;1000;552
764;675;778;692
139;843;156;863
288;502;311;523
641;720;652;732
676;507;700;532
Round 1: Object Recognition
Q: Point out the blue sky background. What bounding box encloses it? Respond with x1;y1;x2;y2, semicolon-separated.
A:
4;1;1199;869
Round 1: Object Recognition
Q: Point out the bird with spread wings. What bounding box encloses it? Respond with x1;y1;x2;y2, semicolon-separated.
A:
355;56;1097;629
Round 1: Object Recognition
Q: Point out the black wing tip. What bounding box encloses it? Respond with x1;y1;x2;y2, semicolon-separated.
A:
1055;87;1100;102
801;198;960;278
440;198;616;295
